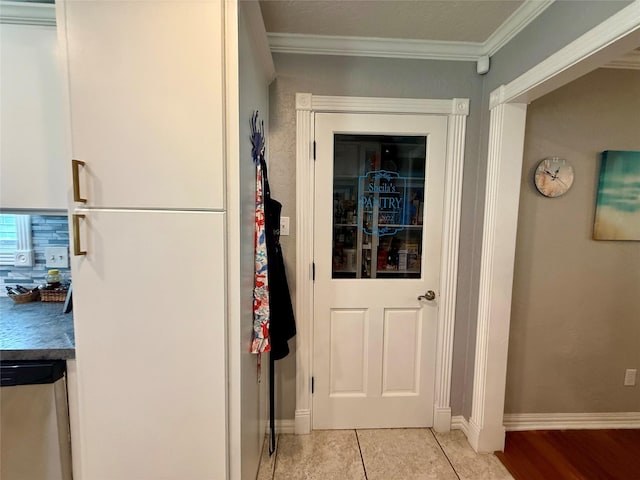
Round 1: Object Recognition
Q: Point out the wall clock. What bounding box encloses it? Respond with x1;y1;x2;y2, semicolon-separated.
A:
534;157;574;197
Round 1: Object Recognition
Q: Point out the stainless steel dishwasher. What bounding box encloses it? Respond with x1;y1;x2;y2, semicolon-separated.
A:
1;360;73;480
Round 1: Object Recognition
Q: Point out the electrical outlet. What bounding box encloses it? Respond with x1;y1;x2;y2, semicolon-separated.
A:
45;246;69;268
280;216;290;236
624;369;637;386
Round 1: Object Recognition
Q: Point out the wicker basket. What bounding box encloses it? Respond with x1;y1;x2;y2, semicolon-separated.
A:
8;290;40;304
40;289;68;302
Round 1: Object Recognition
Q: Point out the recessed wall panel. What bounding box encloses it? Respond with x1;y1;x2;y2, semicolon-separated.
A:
382;309;421;396
330;309;368;396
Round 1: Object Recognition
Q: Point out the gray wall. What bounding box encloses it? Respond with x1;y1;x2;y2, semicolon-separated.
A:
464;0;633;419
485;0;632;94
238;8;269;479
268;53;484;419
267;0;634;422
507;68;640;414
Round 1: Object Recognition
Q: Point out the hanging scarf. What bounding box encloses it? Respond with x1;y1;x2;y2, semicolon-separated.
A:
251;161;271;354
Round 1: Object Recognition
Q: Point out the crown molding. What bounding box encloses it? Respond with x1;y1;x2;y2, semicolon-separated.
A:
483;0;554;57
268;0;553;63
0;1;56;26
603;48;640;70
268;32;482;61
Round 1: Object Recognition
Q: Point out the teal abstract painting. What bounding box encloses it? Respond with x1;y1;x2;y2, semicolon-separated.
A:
593;150;640;241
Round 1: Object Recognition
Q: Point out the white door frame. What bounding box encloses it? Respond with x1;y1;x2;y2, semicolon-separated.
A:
469;1;640;453
295;94;469;434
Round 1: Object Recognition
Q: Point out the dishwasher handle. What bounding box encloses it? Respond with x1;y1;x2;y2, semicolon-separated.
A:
0;360;65;387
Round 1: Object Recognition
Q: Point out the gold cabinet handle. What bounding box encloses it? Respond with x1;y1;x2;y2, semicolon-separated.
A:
73;214;86;256
72;160;87;203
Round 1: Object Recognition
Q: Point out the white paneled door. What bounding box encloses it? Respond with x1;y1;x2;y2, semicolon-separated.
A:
313;113;447;429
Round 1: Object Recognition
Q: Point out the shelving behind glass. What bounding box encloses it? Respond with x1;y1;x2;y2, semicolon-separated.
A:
332;135;427;279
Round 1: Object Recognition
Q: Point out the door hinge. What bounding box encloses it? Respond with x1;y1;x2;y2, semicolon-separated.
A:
311;376;314;394
312;262;315;281
313;141;316;161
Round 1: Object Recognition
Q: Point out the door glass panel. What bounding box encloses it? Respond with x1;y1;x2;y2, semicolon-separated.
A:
332;135;426;279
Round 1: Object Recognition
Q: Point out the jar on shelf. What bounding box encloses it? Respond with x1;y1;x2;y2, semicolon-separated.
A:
45;269;62;288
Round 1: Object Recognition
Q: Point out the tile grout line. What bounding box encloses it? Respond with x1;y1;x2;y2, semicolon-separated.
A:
354;429;369;480
429;428;462;480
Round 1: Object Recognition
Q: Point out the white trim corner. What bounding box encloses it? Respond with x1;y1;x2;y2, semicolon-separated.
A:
451;415;470;437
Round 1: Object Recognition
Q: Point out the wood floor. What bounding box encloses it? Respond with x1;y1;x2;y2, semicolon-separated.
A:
496;429;640;480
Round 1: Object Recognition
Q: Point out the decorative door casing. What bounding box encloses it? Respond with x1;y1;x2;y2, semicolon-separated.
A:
295;94;469;434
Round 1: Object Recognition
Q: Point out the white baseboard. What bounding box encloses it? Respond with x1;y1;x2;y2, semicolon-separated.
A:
295;409;311;434
451;415;469;437
266;419;296;435
504;412;640;431
433;406;452;432
264;412;640;438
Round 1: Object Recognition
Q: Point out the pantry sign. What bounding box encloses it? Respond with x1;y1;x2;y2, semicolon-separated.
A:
358;170;407;236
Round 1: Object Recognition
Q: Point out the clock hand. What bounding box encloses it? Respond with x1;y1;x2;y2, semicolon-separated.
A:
555;177;568;188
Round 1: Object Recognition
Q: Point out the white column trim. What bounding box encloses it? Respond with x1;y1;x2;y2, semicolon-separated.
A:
14;215;34;267
295;93;468;434
294;93;314;434
469;100;527;453
433;106;467;433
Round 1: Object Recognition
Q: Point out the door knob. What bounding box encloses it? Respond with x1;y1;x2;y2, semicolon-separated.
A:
418;290;436;301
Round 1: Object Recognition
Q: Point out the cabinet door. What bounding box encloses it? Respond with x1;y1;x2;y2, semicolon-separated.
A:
70;210;226;480
0;24;68;210
60;0;225;209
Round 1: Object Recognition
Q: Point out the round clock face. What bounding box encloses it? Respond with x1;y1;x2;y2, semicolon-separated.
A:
534;157;574;197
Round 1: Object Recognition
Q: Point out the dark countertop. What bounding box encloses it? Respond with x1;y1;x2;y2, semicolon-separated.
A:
0;297;75;361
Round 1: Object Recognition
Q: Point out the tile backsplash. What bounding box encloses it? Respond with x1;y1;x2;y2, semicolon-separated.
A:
1;215;71;296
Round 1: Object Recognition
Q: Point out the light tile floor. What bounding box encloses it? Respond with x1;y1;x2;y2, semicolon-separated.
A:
257;429;513;480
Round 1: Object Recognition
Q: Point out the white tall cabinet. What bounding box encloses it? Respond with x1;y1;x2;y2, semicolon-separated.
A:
58;1;233;478
0;20;68;211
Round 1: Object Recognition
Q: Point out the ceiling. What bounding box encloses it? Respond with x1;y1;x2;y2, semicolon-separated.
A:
259;0;525;43
258;0;556;61
258;1;639;68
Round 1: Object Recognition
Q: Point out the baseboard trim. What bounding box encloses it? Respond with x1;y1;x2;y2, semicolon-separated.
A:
504;412;640;431
266;419;296;435
295;409;311;434
451;415;470;437
433;406;452;432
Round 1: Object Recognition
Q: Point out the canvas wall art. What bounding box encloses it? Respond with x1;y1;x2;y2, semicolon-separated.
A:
593;150;640;241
